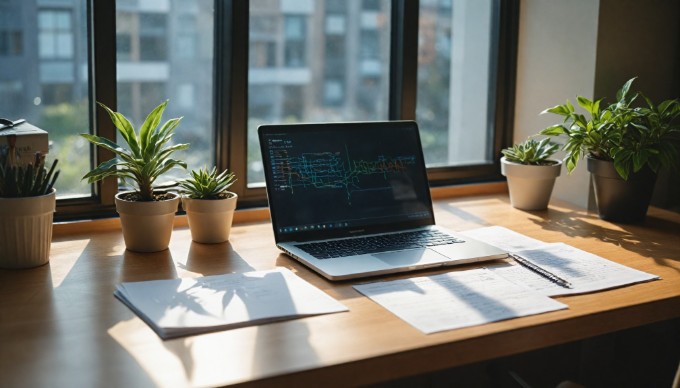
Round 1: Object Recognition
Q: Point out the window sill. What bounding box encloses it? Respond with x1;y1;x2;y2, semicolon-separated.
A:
52;181;507;238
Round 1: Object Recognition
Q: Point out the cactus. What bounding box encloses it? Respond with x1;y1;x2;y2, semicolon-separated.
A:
0;144;59;197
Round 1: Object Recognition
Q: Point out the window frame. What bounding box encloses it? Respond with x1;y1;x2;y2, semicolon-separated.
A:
54;0;518;220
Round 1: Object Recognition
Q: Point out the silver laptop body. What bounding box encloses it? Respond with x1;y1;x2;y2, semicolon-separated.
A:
258;121;507;280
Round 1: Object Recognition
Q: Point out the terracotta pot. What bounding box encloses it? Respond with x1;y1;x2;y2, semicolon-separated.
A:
501;157;562;210
182;193;238;243
0;189;56;269
115;191;179;252
587;156;656;223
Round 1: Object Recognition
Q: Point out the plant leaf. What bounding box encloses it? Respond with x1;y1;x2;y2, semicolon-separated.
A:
617;77;636;102
97;102;142;157
540;125;567;136
139;100;168;155
577;96;593;114
541;104;570;116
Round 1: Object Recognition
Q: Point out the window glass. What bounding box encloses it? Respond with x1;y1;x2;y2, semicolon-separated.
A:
38;10;73;59
247;0;391;186
284;16;306;67
416;0;499;167
0;30;24;56
116;1;214;185
0;2;90;198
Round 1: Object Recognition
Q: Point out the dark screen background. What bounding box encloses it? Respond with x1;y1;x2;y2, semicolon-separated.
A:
260;122;434;241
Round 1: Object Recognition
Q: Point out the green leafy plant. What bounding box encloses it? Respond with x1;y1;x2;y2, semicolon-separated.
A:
540;77;680;180
179;166;236;199
81;101;189;201
501;137;559;165
0;148;59;198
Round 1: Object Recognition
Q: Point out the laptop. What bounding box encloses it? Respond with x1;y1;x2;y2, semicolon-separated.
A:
258;121;507;280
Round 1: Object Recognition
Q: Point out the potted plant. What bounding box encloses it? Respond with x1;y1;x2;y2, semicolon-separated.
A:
81;101;189;252
540;77;680;223
500;137;561;210
0;145;59;269
179;166;237;243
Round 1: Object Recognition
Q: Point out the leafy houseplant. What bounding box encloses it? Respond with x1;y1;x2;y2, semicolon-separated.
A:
179;167;238;243
500;137;562;210
540;77;680;222
81;101;190;252
0;146;60;268
540;77;680;179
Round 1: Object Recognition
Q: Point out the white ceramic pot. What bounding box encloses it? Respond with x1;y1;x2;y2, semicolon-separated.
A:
0;189;56;269
182;193;238;243
115;191;180;252
501;157;562;210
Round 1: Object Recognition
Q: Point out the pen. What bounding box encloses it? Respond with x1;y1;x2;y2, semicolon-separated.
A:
510;254;573;289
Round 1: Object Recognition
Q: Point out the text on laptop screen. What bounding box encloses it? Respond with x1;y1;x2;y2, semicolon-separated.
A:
259;122;435;241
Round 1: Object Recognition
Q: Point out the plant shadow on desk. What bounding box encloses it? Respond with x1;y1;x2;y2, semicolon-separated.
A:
182;242;254;275
527;207;680;270
159;270;319;383
121;249;178;282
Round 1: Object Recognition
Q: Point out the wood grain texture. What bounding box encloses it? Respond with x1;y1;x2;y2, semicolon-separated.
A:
2;194;678;387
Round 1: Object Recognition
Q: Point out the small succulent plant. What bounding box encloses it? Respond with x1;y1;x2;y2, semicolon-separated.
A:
0;145;59;198
502;137;559;165
179;166;236;199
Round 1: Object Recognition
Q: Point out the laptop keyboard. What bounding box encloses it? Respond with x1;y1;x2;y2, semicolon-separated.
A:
295;230;465;259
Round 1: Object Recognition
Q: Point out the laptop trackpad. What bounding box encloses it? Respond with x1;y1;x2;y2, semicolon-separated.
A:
372;248;447;266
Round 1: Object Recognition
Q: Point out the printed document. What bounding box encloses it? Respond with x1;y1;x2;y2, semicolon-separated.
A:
353;268;567;334
462;227;659;296
461;225;545;252
498;243;660;296
114;267;348;339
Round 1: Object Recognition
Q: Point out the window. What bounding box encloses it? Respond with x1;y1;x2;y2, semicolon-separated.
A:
139;13;167;61
38;10;74;60
283;16;306;67
1;3;89;200
0;9;22;56
116;32;132;61
246;1;392;188
417;0;501;167
175;15;197;59
0;30;22;56
0;0;517;220
116;3;214;185
323;79;344;106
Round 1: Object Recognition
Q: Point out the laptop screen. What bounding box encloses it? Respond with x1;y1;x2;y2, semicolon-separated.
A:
259;121;435;242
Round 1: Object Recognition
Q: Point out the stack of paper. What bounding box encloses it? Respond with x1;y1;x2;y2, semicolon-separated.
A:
354;227;659;334
115;268;348;339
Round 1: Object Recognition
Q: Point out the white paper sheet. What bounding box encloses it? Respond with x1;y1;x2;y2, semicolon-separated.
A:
496;243;660;296
353;268;567;334
460;225;546;252
115;267;348;339
461;226;660;297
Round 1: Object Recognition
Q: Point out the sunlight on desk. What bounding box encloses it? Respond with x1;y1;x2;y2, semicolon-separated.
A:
3;194;678;387
50;238;90;288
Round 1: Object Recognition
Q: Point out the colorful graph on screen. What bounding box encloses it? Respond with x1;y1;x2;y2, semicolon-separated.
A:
267;139;416;203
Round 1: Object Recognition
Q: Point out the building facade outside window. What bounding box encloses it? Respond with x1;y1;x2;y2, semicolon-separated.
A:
0;0;516;220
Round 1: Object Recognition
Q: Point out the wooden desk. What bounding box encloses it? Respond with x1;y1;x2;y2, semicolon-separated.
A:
1;194;679;387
